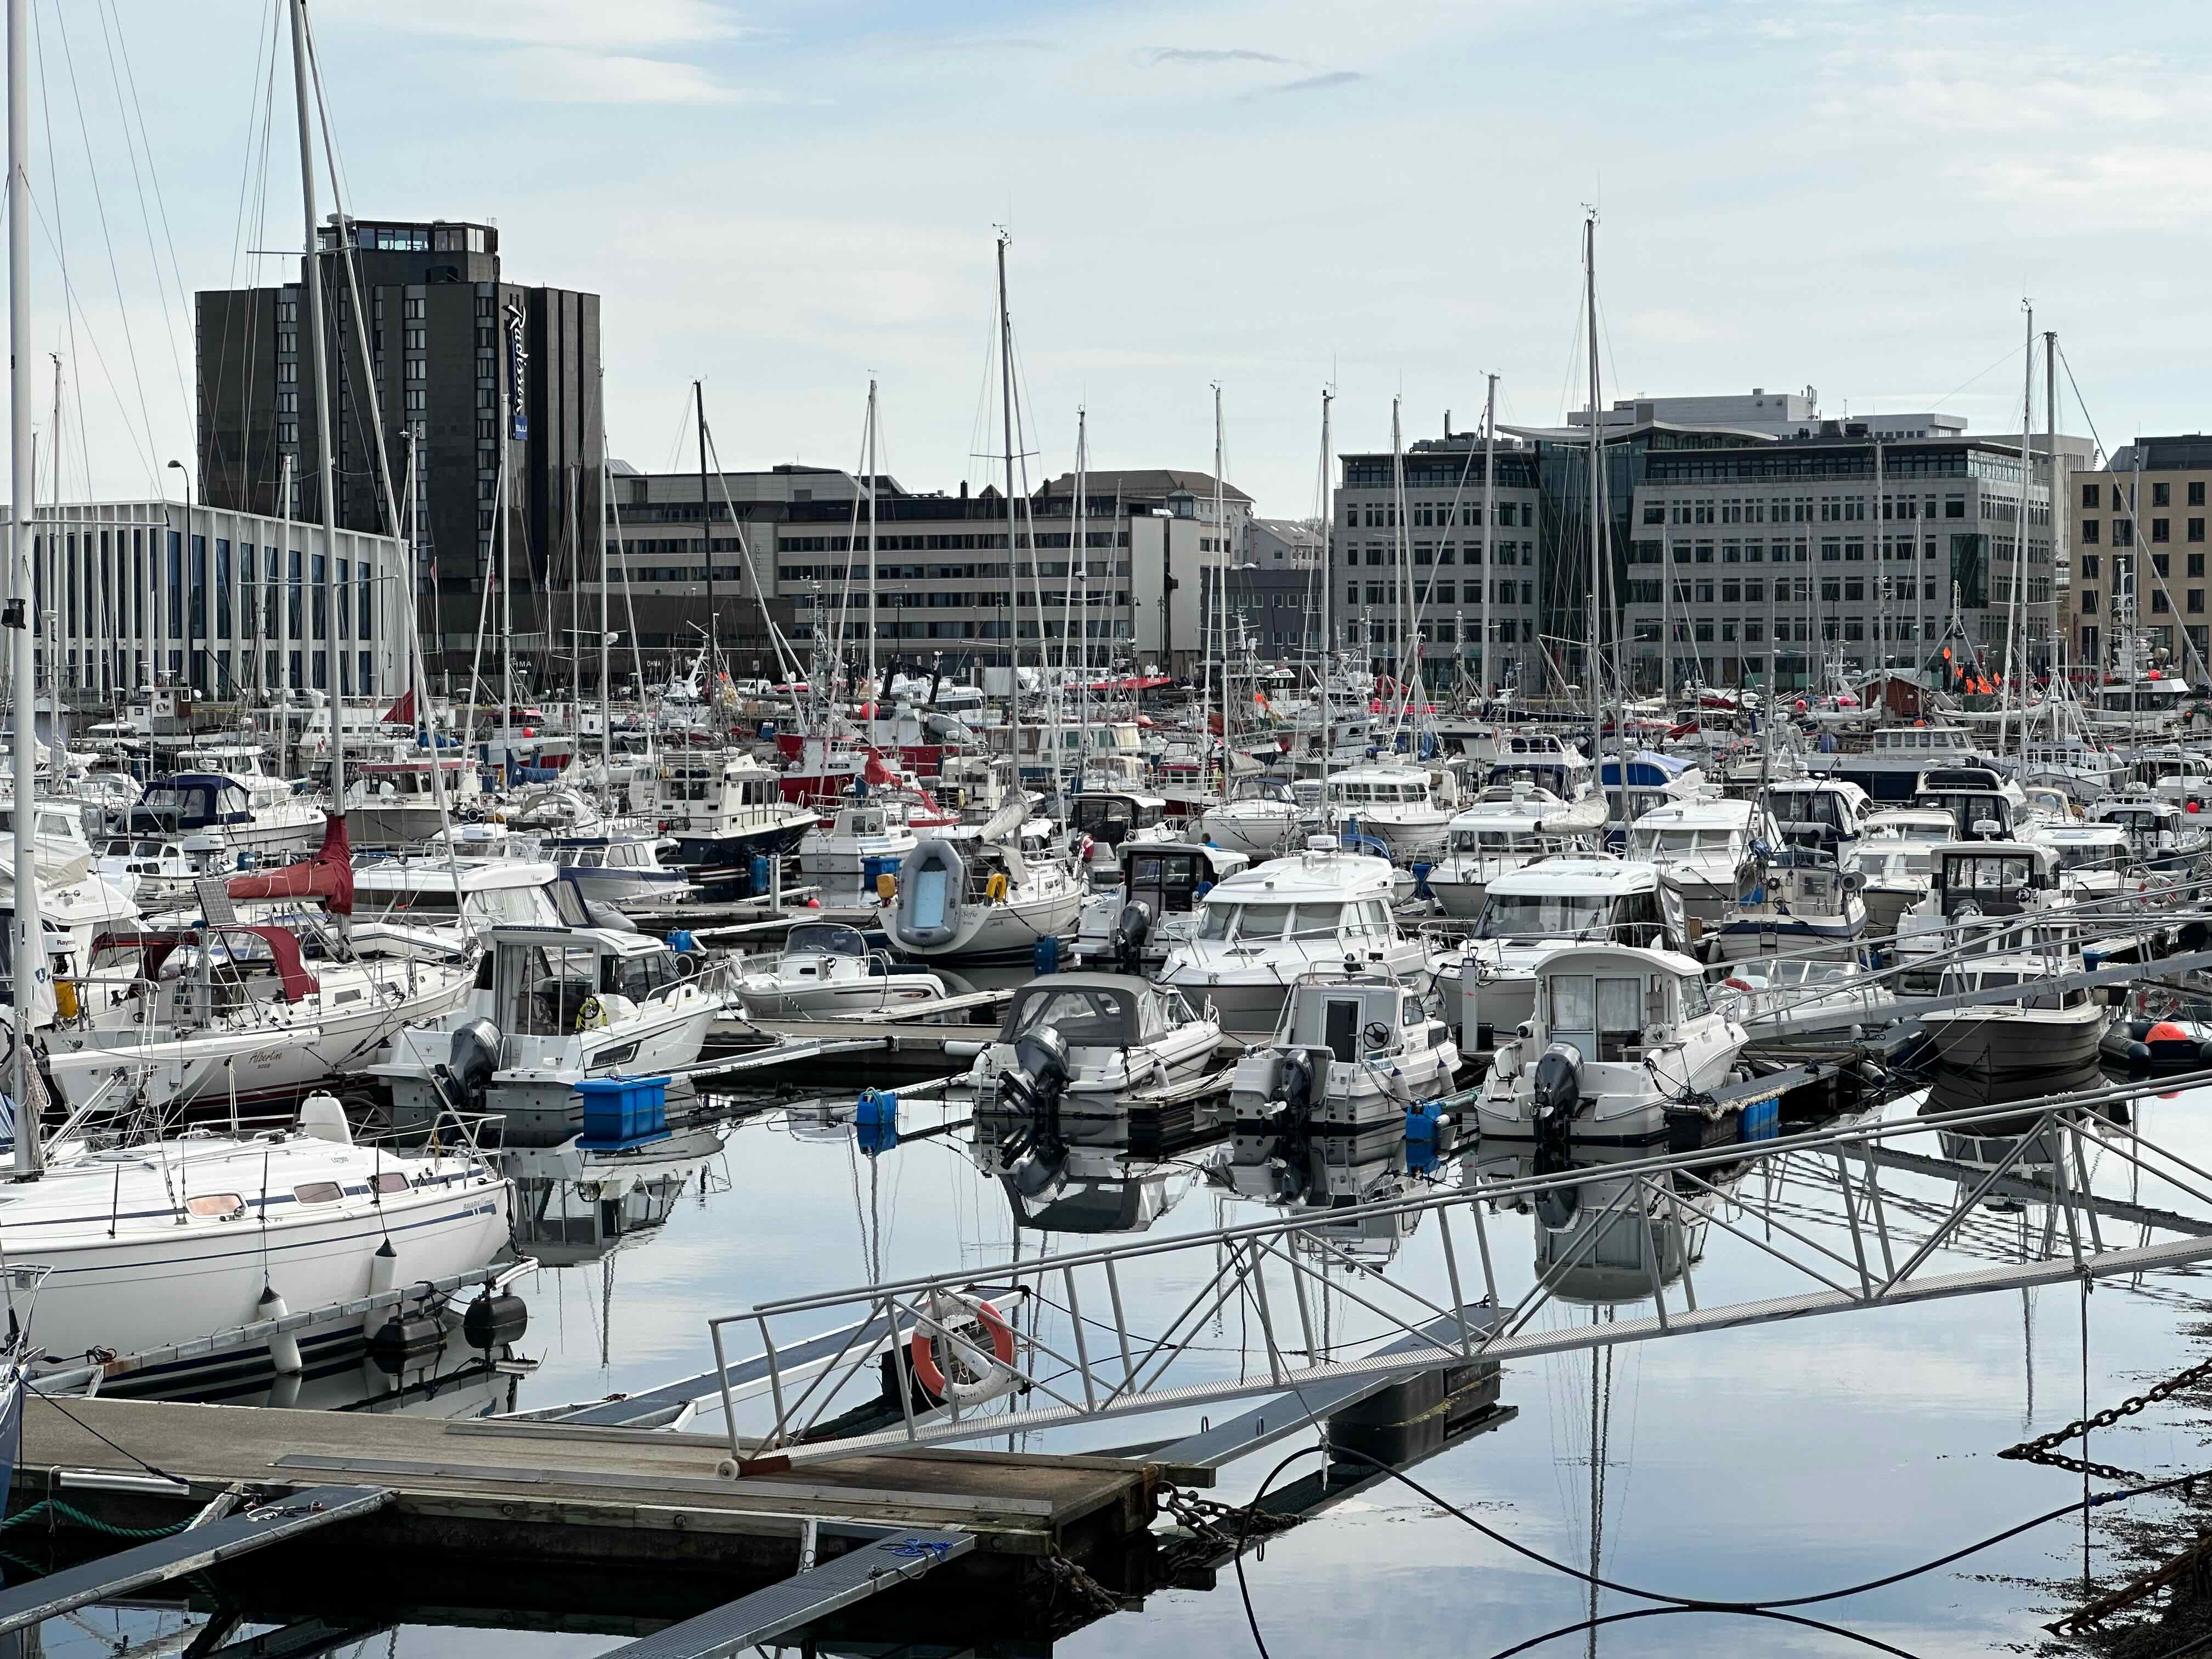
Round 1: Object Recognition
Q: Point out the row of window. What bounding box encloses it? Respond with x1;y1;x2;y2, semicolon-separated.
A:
1348;541;1534;567
2078;589;2210;616
2080;517;2204;545
1344;500;1531;529
2085;480;2208;509
1353;581;1532;608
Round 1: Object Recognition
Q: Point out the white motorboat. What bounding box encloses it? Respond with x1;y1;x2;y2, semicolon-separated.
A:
729;922;949;1019
1807;722;2000;803
1626;792;1774;932
1912;765;2028;842
1227;970;1459;1131
372;924;724;1146
1714;956;1896;1049
1323;762;1458;865
341;754;487;848
545;832;694;909
2086;789;2209;871
1071;840;1249;970
1196;775;1313;860
1454;856;1684;1054
968;973;1222;1109
887;822;1086;963
1707;848;1869;964
1483;730;1596;803
1159;837;1431;1037
1762;777;1871;866
1475;943;1747;1147
349;856;565;944
1069;791;1175;862
2028;822;2136;904
1920;953;2106;1081
1854;808;1957;936
1893;840;2067;993
123;751;324;861
1425;783;1605;919
796;797;919;902
0;1107;510;1373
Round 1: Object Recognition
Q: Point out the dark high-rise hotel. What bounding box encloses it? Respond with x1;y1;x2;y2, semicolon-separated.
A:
196;217;601;670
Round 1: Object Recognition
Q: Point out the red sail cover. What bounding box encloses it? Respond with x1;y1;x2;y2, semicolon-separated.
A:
225;814;354;916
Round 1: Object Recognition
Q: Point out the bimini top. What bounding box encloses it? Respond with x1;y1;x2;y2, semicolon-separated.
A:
1487;857;1661;898
996;973;1173;1048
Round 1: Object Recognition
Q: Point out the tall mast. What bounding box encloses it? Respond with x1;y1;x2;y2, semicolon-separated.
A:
1874;430;1886;673
864;377;879;738
2003;302;2032;758
277;453;293;775
997;233;1019;797
289;0;344;802
2045;329;2060;697
598;388;613;799
1387;396;1409;748
1214;384;1228;793
696;380;714;691
1583;212;1608;825
1072;406;1087;794
1481;374;1497;707
496;416;512;747
8;0;42;1177
1318;389;1334;701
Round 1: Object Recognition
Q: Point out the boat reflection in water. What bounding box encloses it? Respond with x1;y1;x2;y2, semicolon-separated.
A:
973;1109;1202;1237
1207;1120;1457;1266
506;1124;730;1268
1918;1059;2114;1209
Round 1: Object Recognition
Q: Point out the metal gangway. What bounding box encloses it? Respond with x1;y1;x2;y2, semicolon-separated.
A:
704;1068;2212;1469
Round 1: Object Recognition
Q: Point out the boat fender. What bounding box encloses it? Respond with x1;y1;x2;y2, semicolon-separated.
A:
462;1289;529;1350
53;979;78;1022
259;1285;303;1375
908;1289;1019;1407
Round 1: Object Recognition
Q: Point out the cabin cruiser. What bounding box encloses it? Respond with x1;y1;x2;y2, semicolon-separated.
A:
2028;822;2135;904
1426;783;1605;920
1713;957;1895;1049
1597;749;1706;828
1455;857;1684;1055
796;797;919;902
1071;840;1248;970
1625;793;1773;931
348;856;565;944
1486;731;1596;803
1763;777;1871;865
967;973;1222;1110
2018;738;2128;804
1069;791;1173;859
1893;841;2066;993
0;1106;510;1373
1809;723;1998;802
656;752;817;893
887;810;1086;963
1323;763;1457;865
729;921;949;1019
1197;775;1313;860
1853;808;1957;936
1707;847;1869;964
126;760;323;861
1920;954;2105;1081
1912;766;2025;842
341;755;486;848
544;833;693;909
1158;837;1430;1037
1475;943;1747;1146
46;913;478;1120
2086;790;2209;871
2086;666;2193;736
1227;971;1459;1132
374;924;724;1146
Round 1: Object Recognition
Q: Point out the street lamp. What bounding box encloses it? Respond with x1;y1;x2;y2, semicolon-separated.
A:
166;459;192;692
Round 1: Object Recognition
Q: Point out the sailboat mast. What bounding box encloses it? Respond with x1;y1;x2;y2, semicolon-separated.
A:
2004;303;2032;758
598;388;613;795
277;452;293;775
696;380;714;689
1073;406;1087;795
1583;213;1608;826
1215;385;1228;794
1481;374;1497;705
1318;389;1334;703
1387;396;1409;747
2045;329;2059;697
997;233;1019;798
8;0;42;1178
290;0;344;802
864;377;879;738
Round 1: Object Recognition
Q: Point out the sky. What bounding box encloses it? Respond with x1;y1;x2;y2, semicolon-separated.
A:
23;0;2212;517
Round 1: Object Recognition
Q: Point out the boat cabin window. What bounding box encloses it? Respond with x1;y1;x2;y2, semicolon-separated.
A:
605;947;685;1003
1477;893;1611;940
2050;840;2125;873
186;1193;246;1220
1287;903;1342;939
787;923;866;957
293;1182;342;1205
1544;972;1648;1063
499;940;608;1035
373;1172;411;1195
1941;854;2035;893
1004;984;1136;1047
1629;827;1736;856
1772;792;1847;830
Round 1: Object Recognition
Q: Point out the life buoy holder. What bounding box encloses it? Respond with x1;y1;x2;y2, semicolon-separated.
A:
907;1289;1018;1406
984;871;1010;904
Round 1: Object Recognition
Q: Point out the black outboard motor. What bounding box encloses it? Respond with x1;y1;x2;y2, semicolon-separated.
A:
1110;900;1153;975
1530;1042;1583;1153
999;1025;1071;1120
432;1017;501;1119
1267;1049;1318;1130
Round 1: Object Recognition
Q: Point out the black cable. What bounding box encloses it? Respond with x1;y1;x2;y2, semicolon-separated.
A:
1483;1603;1924;1659
32;1390;184;1487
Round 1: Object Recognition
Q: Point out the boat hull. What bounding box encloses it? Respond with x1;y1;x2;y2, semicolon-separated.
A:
1919;1005;2106;1080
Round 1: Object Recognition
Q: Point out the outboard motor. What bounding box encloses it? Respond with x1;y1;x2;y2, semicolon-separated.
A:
1266;1048;1318;1130
432;1017;501;1118
1530;1041;1583;1153
1110;900;1153;975
998;1025;1071;1120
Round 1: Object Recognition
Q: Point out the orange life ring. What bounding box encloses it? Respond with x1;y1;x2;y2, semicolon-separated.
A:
909;1294;1016;1402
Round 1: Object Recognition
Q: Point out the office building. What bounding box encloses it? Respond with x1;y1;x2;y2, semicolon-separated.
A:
2067;435;2212;681
196;216;601;673
1572;387;1967;442
9;499;403;699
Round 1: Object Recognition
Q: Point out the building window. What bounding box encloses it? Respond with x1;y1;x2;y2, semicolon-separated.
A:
2152;590;2171;614
2191;590;2205;614
2083;520;2100;544
2154;482;2171;507
403;297;426;320
2155;553;2171;577
2154;517;2171;543
2081;482;2101;509
2114;519;2135;546
2080;590;2097;617
2192;519;2206;545
2081;554;2099;580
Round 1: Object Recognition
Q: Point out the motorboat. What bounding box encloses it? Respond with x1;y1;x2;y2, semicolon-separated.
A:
1919;954;2105;1081
1808;723;2001;802
1197;775;1314;860
1475;943;1747;1147
1426;783;1605;919
125;758;324;861
373;924;725;1146
1854;808;1957;935
1454;857;1684;1055
1893;840;2066;993
0;1105;510;1374
1762;777;1871;866
1227;970;1459;1131
1070;840;1249;970
341;755;486;849
1158;837;1431;1037
1624;792;1774;933
1322;762;1457;865
348;856;566;945
1912;766;2026;843
2086;789;2209;871
1069;791;1173;860
730;922;949;1019
1713;956;1896;1049
2027;822;2136;905
795;796;919;902
967;973;1222;1110
886;819;1086;964
655;752;818;894
1707;847;1869;965
1485;731;1596;803
544;833;694;909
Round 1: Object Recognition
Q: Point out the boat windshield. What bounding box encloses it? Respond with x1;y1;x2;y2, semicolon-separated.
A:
1771;792;1845;828
1942;854;2035;892
1868;821;1952;844
1452;829;1550;854
1630;827;1735;856
1196;901;1345;942
2050;842;2126;873
1005;985;1137;1047
1476;894;1612;939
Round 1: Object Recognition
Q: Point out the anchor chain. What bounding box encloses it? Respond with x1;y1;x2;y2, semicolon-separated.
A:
1153;1482;1304;1573
1036;1551;1123;1632
1998;1356;2212;1482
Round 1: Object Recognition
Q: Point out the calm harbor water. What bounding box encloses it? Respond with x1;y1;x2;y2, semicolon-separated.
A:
38;1069;2212;1659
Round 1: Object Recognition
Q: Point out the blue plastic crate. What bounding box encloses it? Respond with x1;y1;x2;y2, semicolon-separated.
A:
576;1075;670;1148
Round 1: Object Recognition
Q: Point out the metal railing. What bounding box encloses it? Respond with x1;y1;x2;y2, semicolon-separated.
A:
704;1067;2212;1469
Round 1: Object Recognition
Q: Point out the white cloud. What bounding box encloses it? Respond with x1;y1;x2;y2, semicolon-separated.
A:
493;47;748;106
1960;145;2212;231
323;0;738;49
